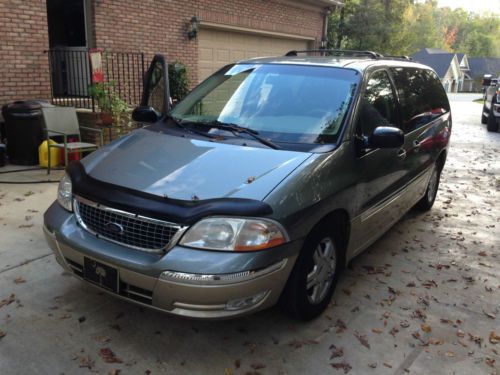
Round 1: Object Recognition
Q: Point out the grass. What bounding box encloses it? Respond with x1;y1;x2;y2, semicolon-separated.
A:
473;98;484;104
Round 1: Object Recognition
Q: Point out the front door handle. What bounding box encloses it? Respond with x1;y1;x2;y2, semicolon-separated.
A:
397;148;406;159
413;140;421;150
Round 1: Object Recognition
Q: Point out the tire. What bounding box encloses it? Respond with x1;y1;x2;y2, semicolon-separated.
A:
487;111;499;132
279;222;341;321
481;105;488;124
414;163;441;211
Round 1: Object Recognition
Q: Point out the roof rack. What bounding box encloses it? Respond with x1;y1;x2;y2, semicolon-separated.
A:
285;49;382;59
284;50;413;62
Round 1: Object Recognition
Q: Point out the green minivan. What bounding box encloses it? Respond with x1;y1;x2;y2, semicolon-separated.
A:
44;50;451;320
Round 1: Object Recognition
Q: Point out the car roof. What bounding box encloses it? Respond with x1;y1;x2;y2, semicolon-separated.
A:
237;55;434;74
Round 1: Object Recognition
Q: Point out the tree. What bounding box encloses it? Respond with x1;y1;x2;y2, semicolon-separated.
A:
328;0;500;57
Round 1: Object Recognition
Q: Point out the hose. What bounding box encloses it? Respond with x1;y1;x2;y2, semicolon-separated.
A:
0;167;62;184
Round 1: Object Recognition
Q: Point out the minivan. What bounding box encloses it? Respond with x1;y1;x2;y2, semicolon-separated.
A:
44;50;451;320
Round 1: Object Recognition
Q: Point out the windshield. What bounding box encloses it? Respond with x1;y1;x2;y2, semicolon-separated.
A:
171;64;359;145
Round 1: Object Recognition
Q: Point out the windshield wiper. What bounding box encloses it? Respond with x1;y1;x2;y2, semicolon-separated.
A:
165;114;221;140
201;120;281;150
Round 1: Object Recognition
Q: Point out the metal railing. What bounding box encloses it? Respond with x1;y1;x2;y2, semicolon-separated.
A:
47;48;145;111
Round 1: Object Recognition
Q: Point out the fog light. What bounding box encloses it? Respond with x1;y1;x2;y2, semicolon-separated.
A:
225;291;269;311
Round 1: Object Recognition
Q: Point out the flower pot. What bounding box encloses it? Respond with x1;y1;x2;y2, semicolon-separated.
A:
100;112;113;126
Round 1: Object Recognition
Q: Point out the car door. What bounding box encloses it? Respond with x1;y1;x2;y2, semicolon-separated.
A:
349;69;408;254
389;67;451;209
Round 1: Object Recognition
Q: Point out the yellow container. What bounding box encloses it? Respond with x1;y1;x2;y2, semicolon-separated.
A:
39;140;61;168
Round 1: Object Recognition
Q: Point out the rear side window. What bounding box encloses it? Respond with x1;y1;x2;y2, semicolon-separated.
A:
390;68;450;133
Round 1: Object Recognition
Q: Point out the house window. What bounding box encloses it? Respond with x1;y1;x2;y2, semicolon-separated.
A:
47;0;92;48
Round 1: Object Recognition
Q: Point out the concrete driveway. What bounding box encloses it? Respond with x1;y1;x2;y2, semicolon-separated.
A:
0;98;499;375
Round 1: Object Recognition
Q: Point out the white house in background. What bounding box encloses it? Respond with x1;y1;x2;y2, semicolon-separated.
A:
411;48;470;93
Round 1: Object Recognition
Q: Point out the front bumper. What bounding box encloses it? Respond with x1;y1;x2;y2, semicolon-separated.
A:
43;202;299;319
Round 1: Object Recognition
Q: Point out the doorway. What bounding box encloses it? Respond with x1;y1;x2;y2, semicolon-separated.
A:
46;0;93;97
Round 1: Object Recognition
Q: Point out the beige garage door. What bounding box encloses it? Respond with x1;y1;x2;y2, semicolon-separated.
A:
198;28;311;82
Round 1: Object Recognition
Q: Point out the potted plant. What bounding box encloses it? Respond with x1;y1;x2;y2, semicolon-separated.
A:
88;82;129;125
168;61;189;103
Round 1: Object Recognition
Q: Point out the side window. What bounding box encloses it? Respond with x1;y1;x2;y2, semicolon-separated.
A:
357;70;398;137
390;67;450;133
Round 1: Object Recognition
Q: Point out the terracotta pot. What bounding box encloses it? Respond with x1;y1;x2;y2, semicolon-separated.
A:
100;112;113;125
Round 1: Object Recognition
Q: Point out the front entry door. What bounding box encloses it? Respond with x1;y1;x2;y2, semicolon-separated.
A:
350;69;407;253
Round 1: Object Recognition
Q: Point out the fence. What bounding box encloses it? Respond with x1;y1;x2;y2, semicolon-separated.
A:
47;48;145;111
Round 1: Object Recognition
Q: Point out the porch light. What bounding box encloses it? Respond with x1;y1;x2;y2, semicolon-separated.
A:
187;16;199;40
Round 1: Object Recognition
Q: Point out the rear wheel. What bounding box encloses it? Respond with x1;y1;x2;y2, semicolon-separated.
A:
279;223;340;321
415;163;441;211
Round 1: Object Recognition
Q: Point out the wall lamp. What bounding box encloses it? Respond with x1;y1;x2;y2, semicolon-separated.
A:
187;16;199;40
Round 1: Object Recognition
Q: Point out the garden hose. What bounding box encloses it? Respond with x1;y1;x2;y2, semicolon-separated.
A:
0;167;62;184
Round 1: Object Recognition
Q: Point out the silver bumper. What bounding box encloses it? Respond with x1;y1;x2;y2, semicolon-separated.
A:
43;224;296;319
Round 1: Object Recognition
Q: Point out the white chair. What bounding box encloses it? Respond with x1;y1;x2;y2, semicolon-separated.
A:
41;107;103;174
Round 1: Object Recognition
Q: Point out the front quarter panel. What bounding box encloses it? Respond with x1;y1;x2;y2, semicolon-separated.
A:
264;142;357;242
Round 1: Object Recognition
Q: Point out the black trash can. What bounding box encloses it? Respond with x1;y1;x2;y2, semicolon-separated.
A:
2;100;54;165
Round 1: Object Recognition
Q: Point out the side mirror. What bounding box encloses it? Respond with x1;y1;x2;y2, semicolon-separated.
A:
132;106;162;123
139;54;170;117
368;126;404;148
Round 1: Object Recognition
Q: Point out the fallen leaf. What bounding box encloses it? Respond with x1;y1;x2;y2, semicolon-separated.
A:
383;363;393;368
331;361;352;373
489;331;500;344
13;277;26;284
368;362;377;369
93;336;111;344
250;362;266;370
108;370;121;375
457;330;465;338
0;331;6;339
342;289;352;296
224;368;234;375
372;328;383;334
400;320;410;328
74;355;94;369
421;324;432;333
234;359;241;368
354;331;370;349
485;357;496;368
482;310;496;319
99;348;122;363
330;344;344;359
335;319;347;333
0;294;16;309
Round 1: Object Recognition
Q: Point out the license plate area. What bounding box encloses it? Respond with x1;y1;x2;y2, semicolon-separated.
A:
83;257;119;293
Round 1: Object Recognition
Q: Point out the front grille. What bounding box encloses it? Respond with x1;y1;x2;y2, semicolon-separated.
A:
74;196;184;253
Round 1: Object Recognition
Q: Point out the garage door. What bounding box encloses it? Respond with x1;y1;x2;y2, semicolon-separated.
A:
198;28;311;82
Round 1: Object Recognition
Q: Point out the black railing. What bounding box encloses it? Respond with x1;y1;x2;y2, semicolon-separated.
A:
47;48;145;111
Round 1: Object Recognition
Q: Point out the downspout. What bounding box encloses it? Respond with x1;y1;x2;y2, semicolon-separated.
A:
321;7;333;50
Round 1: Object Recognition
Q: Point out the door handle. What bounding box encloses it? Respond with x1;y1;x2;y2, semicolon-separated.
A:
397;148;406;159
413;140;421;149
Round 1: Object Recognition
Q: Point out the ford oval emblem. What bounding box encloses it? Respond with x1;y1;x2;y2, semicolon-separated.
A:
105;222;124;235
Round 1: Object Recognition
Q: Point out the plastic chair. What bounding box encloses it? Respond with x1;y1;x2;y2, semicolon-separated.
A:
41;107;103;174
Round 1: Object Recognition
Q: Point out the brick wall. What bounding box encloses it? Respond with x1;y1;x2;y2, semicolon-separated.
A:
0;0;325;111
0;0;51;108
93;0;325;86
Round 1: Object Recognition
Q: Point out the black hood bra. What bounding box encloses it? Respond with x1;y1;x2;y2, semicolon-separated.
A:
66;161;273;225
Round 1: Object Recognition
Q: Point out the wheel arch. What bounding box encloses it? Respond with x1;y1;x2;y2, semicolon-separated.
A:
309;209;351;269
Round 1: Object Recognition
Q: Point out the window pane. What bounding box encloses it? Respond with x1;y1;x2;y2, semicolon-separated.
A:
171;64;360;145
357;70;397;137
390;68;450;133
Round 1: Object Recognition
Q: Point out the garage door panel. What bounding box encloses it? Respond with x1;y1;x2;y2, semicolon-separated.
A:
198;28;310;82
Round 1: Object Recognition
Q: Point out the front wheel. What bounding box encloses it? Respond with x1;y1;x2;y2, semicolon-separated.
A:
279;224;340;321
487;111;499;132
481;105;487;124
415;164;441;211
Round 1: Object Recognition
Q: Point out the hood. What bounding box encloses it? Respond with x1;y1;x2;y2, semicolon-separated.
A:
82;129;312;201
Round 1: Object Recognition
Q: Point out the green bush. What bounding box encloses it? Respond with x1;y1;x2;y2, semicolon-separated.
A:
169;62;189;101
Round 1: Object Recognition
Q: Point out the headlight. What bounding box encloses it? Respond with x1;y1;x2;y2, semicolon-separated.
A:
179;217;288;251
57;173;73;212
